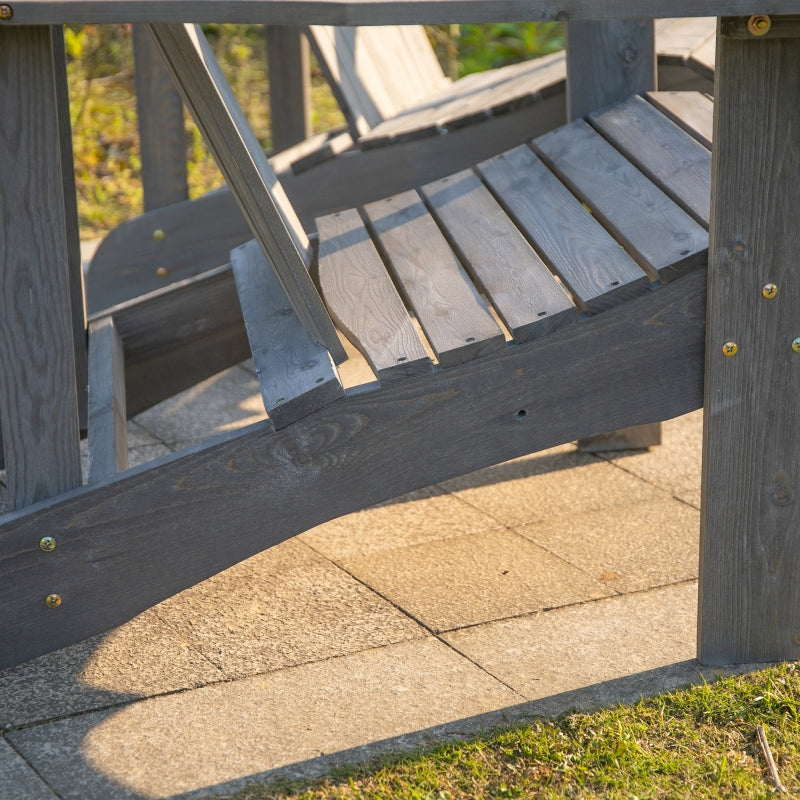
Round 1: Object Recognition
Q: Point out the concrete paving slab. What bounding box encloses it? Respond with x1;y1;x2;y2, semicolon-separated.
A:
442;582;699;704
516;498;700;594
10;638;521;800
342;528;612;632
439;447;665;527
0;607;223;728
300;485;500;561
0;739;56;799
149;538;425;679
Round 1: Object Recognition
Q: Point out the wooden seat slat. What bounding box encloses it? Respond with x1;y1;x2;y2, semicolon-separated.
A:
589;94;711;227
317;209;433;382
477;145;650;314
420;169;578;342
362;190;506;367
646;90;713;148
533;119;708;284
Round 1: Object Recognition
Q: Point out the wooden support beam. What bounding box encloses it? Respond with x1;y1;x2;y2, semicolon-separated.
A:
265;25;312;152
699;20;800;664
0;268;706;669
0;25;82;510
133;25;189;211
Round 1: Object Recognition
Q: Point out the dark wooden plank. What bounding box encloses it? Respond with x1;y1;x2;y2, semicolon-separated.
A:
95;263;251;418
420;169;578;342
721;15;800;38
646;90;713;148
566;20;655;121
0;25;82;510
533;120;708;283
145;23;346;364
699;30;800;665
87;317;128;483
316;209;433;381
589;94;712;227
232;239;344;428
478;145;649;314
132;25;189;211
265;26;312;151
0;267;706;669
363;190;505;367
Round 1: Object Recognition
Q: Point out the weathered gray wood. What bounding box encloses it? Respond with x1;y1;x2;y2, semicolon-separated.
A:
145;23;346;363
232;240;344;428
589;94;711;227
420;169;578;342
646;90;713;148
6;1;800;27
94;263;250;418
265;26;312;151
0;267;706;669
0;25;82;510
478;145;649;314
316;209;433;381
566;20;655;121
533;119;708;283
363;190;505;367
87;317;128;483
133;25;188;211
699;26;800;664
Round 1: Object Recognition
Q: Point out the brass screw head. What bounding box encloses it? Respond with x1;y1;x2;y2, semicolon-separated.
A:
45;594;62;609
792;338;800;354
152;228;165;242
155;266;168;279
748;15;771;36
0;5;13;19
722;341;738;357
39;536;56;552
762;283;778;299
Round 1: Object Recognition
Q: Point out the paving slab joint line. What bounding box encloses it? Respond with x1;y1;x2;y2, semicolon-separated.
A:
2;734;63;799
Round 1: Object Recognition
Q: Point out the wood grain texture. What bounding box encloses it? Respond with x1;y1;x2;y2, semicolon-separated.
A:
0;26;82;510
265;26;312;151
145;23;346;364
0;267;706;669
478;145;649;314
317;209;433;381
566;20;655;121
7;1;800;27
533;119;708;283
133;25;189;211
363;190;505;367
646;90;713;148
699;31;800;665
589;94;711;227
232;240;344;428
87;317;128;483
420;169;578;342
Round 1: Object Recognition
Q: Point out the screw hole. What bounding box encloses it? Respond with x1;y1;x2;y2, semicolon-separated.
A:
537;311;547;317
516;409;528;420
315;377;324;384
276;397;285;404
610;280;620;287
680;249;690;256
466;337;475;343
397;356;407;362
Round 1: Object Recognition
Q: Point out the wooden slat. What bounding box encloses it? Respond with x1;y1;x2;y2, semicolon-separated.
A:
87;317;128;483
420;169;578;342
566;20;655;121
363;190;505;367
654;16;715;65
478;145;650;314
265;26;312;151
132;25;188;211
646;90;713;148
0;267;706;670
699;29;800;665
317;209;433;381
145;23;346;364
232;240;344;428
533;120;708;283
589;94;712;227
0;25;82;510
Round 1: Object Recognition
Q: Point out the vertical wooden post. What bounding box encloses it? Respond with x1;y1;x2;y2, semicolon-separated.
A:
133;25;188;211
567;20;660;452
699;20;800;664
0;26;82;509
265;26;312;152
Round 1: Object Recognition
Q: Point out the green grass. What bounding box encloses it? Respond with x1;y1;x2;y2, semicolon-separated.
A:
213;664;800;799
